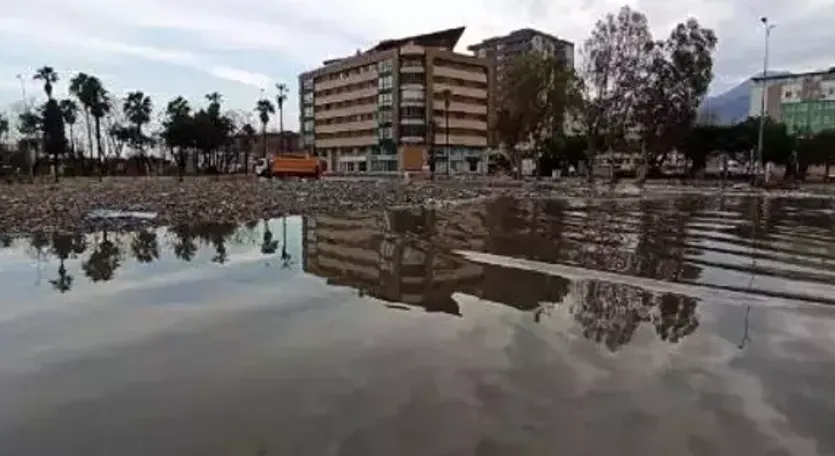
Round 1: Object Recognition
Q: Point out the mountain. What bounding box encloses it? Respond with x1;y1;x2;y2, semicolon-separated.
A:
700;71;791;125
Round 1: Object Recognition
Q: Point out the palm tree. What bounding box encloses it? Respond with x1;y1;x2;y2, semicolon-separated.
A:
33;66;58;100
255;99;275;158
275;83;288;151
49;233;87;293
59;99;79;163
69;73;95;168
84;77;110;180
260;219;278;255
123;91;153;174
241;123;256;174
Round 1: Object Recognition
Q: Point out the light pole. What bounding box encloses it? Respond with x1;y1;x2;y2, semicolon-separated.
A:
15;74;26;109
442;89;451;175
755;17;776;180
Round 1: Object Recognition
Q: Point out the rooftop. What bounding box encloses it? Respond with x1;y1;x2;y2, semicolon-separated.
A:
752;67;835;82
369;26;466;53
468;28;572;51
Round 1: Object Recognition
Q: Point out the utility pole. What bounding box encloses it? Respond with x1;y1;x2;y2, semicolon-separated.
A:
755;17;776;182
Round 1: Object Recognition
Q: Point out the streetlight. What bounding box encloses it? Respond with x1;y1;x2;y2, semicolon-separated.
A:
442;89;451;175
755;16;776;181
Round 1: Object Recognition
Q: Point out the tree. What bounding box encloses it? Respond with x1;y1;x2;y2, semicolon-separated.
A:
82;230;122;282
260;219;278;255
33;66;58;99
18;110;42;175
495;54;573;177
0;113;9;144
130;229;160;263
41;99;68;182
87;78;110;180
571;5;653;181
796;129;835;181
123;91;153;175
633;18;718;181
69;73;96;168
240;122;256;174
59;99;79;163
170;224;198;261
275;83;288;150
161;96;193;181
49;233;87;293
255;99;275;158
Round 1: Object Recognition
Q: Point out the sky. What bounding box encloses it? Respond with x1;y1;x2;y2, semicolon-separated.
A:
1;0;834;133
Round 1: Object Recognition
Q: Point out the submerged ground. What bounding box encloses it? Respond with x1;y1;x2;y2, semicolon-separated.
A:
0;191;834;455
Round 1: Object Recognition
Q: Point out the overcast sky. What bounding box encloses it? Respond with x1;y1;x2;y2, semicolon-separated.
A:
1;0;833;131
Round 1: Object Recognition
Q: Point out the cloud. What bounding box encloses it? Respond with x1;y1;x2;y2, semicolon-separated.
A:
3;0;835;130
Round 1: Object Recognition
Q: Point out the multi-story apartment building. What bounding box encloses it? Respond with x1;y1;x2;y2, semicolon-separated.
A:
298;27;493;174
467;28;575;79
750;68;835;135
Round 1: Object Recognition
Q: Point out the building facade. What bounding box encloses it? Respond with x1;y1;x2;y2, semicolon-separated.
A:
467;28;575;78
750;68;835;135
298;27;493;174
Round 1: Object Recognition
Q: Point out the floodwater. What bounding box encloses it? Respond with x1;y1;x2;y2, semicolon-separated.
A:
1;194;834;456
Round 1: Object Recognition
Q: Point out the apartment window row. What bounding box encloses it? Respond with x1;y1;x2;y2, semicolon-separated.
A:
302;120;314;132
316;80;376;98
433;93;486;105
377;108;393;124
378;92;393;107
401;106;425;119
315;63;377;84
378;75;393;91
303;92;314;104
378;59;393;74
432;59;486;73
434;128;488;137
318;112;375;125
319;96;376;112
317;129;377;140
378;126;393;139
302;78;314;90
302;106;314;118
401;88;424;102
400;57;424;68
434;76;487;89
400;125;426;138
432;110;486;122
399;72;425;85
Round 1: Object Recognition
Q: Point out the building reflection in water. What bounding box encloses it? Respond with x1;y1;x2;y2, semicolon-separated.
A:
301;197;704;351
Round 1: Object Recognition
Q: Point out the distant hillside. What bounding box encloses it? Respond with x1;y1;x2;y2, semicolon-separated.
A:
700;71;791;125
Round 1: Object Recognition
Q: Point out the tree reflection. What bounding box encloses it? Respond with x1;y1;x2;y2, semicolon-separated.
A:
569;280;700;352
170;224;198;262
0;232;12;248
49;233;87;293
260;219;278;255
198;222;237;264
82;230;122;282
130;229;160;263
280;216;291;267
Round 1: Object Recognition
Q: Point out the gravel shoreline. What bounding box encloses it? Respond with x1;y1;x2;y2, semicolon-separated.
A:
2;176;833;235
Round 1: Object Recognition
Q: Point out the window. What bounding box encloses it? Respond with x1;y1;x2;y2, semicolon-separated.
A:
401;106;424;119
400;72;424;85
377;59;393;74
378;93;393;106
303;78;313;89
401;88;424;101
303;120;314;132
378;75;393;91
302;106;314;117
400;125;425;138
303;92;314;103
378;126;393;139
377;109;392;124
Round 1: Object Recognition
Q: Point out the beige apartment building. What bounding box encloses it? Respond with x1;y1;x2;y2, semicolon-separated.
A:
298;27;493;174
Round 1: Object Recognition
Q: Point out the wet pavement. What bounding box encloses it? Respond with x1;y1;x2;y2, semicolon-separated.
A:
0;194;834;455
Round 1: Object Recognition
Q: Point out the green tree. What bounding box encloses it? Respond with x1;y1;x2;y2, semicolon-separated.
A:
69;73;96;167
86;77;110;180
255;99;275;158
797;129;835;181
18;110;42;175
33;66;58;99
59;99;79;164
161;96;193;181
130;229;160;263
123;91;153;175
82;230;121;282
571;5;653;182
240;122;256;174
633;18;717;181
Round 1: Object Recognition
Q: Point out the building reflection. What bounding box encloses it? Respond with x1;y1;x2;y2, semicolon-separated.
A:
302;197;705;351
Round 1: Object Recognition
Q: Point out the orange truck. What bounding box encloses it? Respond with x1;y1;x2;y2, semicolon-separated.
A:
266;153;325;178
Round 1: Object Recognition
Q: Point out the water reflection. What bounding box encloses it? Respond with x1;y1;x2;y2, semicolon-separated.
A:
1;195;833;354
